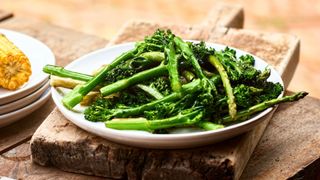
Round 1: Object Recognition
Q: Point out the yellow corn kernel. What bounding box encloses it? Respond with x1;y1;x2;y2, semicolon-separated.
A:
0;33;32;90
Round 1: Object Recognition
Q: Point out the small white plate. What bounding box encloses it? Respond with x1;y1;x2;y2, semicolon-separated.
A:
52;42;284;149
0;81;49;115
0;29;55;105
0;87;51;128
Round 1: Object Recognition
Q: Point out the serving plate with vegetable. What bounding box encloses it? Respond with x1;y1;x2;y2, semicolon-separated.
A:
45;30;307;148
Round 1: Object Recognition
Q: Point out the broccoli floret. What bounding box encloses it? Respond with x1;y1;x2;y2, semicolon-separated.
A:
239;54;255;66
215;47;271;87
234;84;263;108
104;60;140;83
140;29;173;53
259;82;283;102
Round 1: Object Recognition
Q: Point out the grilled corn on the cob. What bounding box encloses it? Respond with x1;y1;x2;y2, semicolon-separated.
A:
0;33;32;90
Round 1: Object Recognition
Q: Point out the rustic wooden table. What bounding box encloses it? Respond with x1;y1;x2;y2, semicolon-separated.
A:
0;6;319;179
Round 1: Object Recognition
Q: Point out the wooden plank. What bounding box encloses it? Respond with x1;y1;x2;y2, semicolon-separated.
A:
0;142;105;179
241;93;320;179
108;3;243;45
0;10;12;22
29;22;300;179
0;17;108;153
0;100;55;154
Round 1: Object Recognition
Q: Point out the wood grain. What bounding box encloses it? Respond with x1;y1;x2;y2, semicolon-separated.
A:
0;17;108;153
0;142;105;179
30;22;300;180
0;10;12;22
0;99;55;154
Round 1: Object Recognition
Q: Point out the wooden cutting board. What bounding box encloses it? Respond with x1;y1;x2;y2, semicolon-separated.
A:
30;7;300;180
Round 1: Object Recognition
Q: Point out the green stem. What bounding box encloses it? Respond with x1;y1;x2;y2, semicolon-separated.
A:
105;110;203;131
43;65;93;81
105;79;202;119
197;121;224;131
131;51;165;68
182;70;195;82
44;52;164;83
100;64;167;96
223;91;308;123
209;55;237;119
139;52;165;63
62;49;137;109
165;42;181;92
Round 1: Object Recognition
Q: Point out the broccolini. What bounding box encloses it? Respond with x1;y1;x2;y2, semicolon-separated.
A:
43;29;308;133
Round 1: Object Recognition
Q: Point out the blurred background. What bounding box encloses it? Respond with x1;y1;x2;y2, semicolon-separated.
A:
1;0;319;98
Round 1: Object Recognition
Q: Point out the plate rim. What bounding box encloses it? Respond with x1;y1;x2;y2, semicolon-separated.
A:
0;28;55;104
0;87;51;128
0;81;50;115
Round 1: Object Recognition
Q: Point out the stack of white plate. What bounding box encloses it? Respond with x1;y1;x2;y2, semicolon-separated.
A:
0;29;55;128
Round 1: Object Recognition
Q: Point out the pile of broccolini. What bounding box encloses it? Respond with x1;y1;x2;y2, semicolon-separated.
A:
43;29;307;133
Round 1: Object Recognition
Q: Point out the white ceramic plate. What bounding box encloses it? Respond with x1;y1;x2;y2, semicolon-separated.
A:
0;87;51;128
0;81;49;115
0;29;55;105
52;42;284;149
